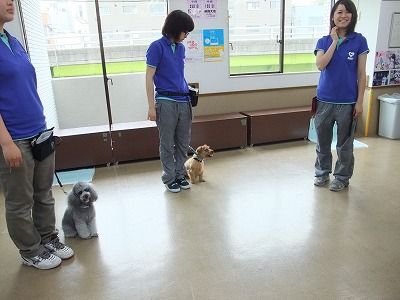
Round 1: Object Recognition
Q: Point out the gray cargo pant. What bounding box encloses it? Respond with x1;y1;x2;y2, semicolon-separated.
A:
314;101;356;184
155;100;192;185
0;139;58;258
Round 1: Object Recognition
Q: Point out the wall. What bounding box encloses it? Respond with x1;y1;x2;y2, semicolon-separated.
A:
359;0;400;136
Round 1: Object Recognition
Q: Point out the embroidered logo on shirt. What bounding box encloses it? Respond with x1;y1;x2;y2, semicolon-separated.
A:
347;52;355;60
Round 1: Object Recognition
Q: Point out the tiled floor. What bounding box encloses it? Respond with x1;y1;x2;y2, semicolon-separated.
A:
1;136;399;299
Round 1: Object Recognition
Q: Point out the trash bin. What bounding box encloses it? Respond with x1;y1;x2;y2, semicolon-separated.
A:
378;93;400;139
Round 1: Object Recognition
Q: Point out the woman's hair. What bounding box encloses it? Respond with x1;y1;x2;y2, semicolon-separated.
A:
330;0;358;34
162;10;194;41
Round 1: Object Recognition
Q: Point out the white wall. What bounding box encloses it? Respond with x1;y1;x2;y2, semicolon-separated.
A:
356;0;400;86
52;73;148;128
355;0;382;86
376;1;400;51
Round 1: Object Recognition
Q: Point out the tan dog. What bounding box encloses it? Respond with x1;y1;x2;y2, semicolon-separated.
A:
185;145;214;183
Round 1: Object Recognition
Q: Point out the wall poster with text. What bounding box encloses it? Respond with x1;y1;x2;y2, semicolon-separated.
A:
203;29;224;62
187;0;217;19
185;30;204;63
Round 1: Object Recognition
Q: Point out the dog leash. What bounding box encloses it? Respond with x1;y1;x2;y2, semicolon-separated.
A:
188;145;203;162
54;172;67;195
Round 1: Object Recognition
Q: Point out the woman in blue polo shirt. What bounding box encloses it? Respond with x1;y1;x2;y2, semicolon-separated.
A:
0;0;73;269
313;0;369;192
146;10;194;193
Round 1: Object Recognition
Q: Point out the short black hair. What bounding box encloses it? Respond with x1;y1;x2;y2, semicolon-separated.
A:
330;0;358;34
162;10;194;41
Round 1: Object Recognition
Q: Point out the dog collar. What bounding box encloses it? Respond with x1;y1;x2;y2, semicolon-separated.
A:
189;145;203;162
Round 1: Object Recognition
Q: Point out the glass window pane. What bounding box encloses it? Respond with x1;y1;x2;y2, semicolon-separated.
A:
229;0;332;75
283;0;331;73
229;0;282;75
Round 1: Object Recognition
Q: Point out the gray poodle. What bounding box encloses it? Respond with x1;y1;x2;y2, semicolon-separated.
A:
62;181;99;239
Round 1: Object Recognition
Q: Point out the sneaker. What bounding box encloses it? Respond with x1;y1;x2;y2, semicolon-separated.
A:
44;237;74;259
329;178;348;192
22;250;61;270
176;178;190;190
314;174;329;186
165;181;180;193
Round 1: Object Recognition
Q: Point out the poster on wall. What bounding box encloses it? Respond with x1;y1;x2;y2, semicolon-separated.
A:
203;0;217;18
187;0;201;18
187;0;217;18
185;30;204;63
203;29;224;62
373;50;400;86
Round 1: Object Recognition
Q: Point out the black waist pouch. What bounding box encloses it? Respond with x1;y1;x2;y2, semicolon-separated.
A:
31;128;56;161
189;89;199;107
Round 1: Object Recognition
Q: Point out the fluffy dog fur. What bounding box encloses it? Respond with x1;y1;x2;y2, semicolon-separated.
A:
62;181;99;239
185;144;214;183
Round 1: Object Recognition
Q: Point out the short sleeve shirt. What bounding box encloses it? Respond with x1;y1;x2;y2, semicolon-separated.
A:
314;32;369;104
146;36;189;102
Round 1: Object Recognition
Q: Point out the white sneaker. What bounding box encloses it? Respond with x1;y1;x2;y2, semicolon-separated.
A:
44;237;74;259
22;251;61;270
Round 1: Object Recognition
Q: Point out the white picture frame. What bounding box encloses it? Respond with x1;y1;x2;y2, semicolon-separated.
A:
388;12;400;48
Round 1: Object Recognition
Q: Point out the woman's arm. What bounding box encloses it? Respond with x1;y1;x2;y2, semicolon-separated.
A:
354;53;368;118
0;115;22;167
145;65;157;121
316;27;339;71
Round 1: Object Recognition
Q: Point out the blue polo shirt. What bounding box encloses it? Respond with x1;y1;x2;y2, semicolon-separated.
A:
0;30;46;140
146;35;189;102
314;32;369;104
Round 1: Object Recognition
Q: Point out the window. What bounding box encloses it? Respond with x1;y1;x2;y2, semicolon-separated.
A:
270;1;280;10
40;0;167;77
247;2;260;10
122;5;137;15
150;3;166;16
229;0;332;75
99;6;111;16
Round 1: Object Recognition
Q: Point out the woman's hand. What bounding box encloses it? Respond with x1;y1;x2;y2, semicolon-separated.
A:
353;102;363;119
148;107;156;121
2;142;22;167
330;26;339;43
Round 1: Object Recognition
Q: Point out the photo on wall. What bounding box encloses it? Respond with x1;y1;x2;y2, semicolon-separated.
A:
373;50;400;86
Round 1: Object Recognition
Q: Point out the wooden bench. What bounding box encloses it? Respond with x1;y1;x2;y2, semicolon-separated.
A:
54;113;248;170
190;113;247;150
54;125;113;171
241;106;310;146
111;121;159;163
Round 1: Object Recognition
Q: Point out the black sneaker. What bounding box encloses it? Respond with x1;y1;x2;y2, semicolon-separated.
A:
165;181;180;193
177;178;190;190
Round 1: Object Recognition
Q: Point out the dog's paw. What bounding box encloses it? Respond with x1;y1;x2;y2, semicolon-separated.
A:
64;233;77;238
91;233;99;238
79;235;92;240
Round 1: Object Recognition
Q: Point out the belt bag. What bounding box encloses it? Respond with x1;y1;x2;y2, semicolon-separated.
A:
189;89;198;107
31;127;56;161
156;87;199;107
